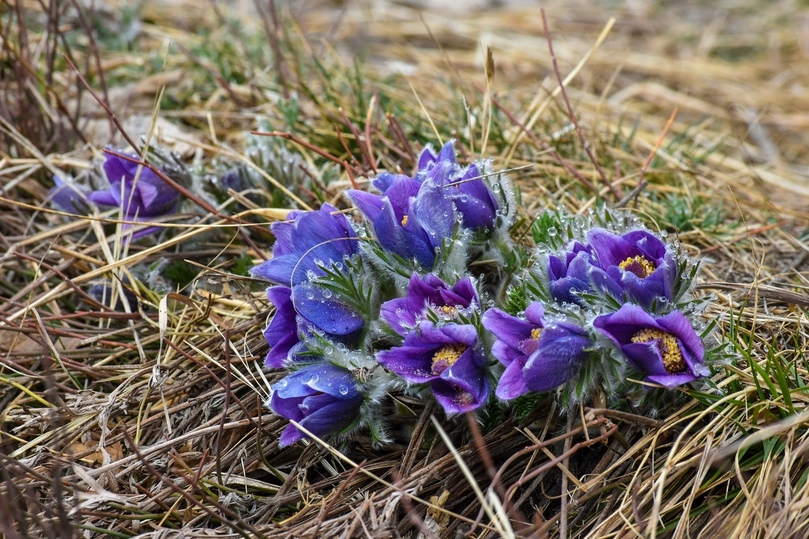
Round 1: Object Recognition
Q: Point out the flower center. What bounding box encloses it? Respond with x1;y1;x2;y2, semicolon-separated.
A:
436;305;457;319
519;327;542;355
431;344;467;375
619;255;656;278
401;214;409;226
631;328;686;374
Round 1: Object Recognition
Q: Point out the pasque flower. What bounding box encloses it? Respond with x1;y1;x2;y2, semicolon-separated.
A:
587;228;676;306
380;273;477;335
269;363;365;446
348;175;454;269
593;304;709;387
48;152;180;238
250;203;359;286
89;151;180;218
418;142;499;230
547;241;597;306
483;303;591;399
348;141;500;268
377;321;488;414
262;284;365;369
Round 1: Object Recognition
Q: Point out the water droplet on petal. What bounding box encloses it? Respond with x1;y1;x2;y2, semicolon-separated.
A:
338;385;349;395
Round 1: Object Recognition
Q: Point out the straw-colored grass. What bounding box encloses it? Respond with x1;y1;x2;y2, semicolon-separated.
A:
2;0;809;537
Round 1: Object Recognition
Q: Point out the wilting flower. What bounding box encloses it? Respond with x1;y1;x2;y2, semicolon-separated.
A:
377;321;488;413
547;241;597;306
380;273;477;335
483;303;591;399
348;175;454;269
262;283;365;369
269;363;365;446
250;203;359;286
587;228;676;306
593;304;709;387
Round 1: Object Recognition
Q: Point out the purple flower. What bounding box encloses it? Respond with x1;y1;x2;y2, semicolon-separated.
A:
380;273;477;335
548;241;597;306
377;321;488;414
263;287;303;368
483;303;591;400
420;147;499;229
269;363;364;446
587;228;676;306
262;284;365;369
90;151;180;219
348;175;454;269
250;203;359;286
348;141;499;268
593;304;709;388
47;153;179;239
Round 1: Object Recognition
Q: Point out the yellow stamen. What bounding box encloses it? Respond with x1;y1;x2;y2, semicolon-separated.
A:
619;255;656;278
530;328;542;340
437;305;457;318
631;328;686;374
432;344;467;374
401;214;409;226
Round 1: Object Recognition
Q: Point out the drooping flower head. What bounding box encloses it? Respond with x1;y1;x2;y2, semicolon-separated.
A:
377;321;488;414
483;303;591;400
250;203;359;286
269;363;365;446
380;273;478;335
587;228;676;307
262;284;365;369
593;304;709;388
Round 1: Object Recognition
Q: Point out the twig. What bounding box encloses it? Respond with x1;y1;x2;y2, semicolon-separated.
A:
615;108;679;208
485;90;597;193
541;10;619;200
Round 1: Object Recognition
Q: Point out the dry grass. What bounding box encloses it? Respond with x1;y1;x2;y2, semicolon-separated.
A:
2;0;809;537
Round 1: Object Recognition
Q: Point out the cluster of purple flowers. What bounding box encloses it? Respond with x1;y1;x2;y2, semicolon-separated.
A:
485;226;710;403
252;141;713;446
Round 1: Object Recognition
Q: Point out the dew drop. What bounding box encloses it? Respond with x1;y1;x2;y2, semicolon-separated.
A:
338;385;349;396
306;291;315;300
322;289;333;299
325;346;334;355
548;226;558;237
308;374;319;384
